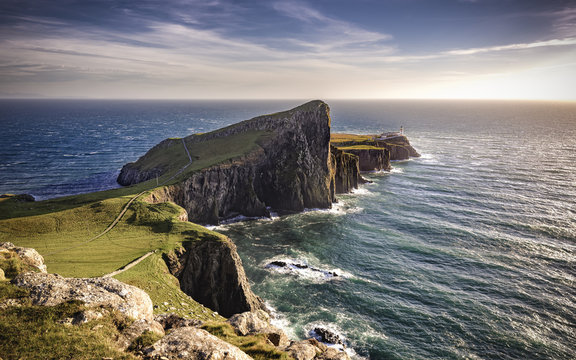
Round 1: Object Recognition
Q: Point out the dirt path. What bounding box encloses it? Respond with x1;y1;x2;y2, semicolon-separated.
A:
103;250;155;278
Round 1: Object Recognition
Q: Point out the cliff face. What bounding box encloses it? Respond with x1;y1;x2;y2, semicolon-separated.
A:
330;146;362;194
342;148;391;172
123;100;338;224
163;237;265;318
376;136;420;161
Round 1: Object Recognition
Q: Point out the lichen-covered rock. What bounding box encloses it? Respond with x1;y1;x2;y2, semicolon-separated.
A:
12;273;154;321
318;348;351;360
154;313;202;330
286;339;322;360
228;310;289;347
0;242;47;273
165;237;265;317
144;326;252;360
117;319;165;350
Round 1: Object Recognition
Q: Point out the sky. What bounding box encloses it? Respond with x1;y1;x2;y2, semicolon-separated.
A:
0;0;575;100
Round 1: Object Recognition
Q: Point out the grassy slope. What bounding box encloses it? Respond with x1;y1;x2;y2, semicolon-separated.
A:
0;125;295;358
0;253;137;360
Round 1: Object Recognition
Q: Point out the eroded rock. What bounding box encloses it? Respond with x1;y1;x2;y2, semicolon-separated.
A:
228;310;289;347
144;326;252;360
165;238;265;317
0;242;47;273
12;272;153;321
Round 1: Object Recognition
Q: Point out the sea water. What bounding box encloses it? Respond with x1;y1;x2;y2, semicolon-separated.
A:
1;99;575;359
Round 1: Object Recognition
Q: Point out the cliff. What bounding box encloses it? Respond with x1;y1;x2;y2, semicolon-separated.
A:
119;100;355;225
163;235;265;318
330;146;363;194
330;133;420;172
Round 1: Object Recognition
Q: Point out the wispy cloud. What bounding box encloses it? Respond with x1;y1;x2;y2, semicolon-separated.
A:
271;0;393;53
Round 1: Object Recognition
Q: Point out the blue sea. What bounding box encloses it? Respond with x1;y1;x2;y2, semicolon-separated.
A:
1;99;575;359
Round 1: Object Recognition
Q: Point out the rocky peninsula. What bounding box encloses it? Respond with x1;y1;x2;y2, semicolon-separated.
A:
0;100;419;359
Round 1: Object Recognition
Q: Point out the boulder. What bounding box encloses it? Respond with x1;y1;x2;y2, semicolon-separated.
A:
12;272;154;321
227;310;289;347
310;327;345;346
144;326;252;360
319;348;351;360
286;339;322;360
0;268;5;281
0;242;47;273
117;319;165;350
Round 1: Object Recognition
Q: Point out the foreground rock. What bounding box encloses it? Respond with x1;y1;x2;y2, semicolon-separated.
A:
228;310;290;347
164;237;265;317
117;318;165;350
144;326;253;360
1;242;47;273
12;272;154;321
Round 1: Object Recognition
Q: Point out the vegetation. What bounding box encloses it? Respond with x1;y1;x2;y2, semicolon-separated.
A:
202;321;292;360
114;252;225;321
0;282;137;360
0;117;297;359
337;145;381;150
330;133;375;144
0;249;39;279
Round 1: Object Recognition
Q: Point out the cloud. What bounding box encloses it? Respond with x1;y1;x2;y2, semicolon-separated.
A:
271;0;393;53
443;37;576;56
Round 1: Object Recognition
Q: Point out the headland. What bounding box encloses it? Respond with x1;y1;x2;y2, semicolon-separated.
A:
0;100;419;359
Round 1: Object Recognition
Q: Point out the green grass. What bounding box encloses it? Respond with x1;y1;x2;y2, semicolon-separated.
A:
0;282;137;360
330;133;375;144
114;252;226;322
336;145;381;150
202;321;292;360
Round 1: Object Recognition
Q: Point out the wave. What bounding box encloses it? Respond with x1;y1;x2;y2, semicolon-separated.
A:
262;256;351;281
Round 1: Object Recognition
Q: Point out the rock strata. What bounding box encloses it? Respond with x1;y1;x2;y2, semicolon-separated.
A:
164;238;265;317
144;326;253;360
120;101;336;224
12;272;154;321
342;148;391;172
330;146;364;194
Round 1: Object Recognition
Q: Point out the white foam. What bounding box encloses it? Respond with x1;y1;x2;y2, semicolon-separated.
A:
390;167;404;174
263;256;352;281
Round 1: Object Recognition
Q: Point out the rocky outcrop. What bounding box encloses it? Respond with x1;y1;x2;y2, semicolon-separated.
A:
143;326;253;360
163;237;265;318
120;101;335;224
228;310;290;347
330;146;363;194
286;339;350;360
117;318;165;350
375;135;420;161
341;148;391;172
12;272;154;321
1;242;47;273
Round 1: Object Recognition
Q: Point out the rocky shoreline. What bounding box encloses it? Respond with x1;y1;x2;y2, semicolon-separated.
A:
1;101;420;359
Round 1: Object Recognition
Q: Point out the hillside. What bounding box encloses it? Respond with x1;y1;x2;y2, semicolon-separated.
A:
0;101;360;360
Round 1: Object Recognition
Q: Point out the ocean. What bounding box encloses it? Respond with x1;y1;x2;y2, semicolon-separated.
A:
1;99;575;359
